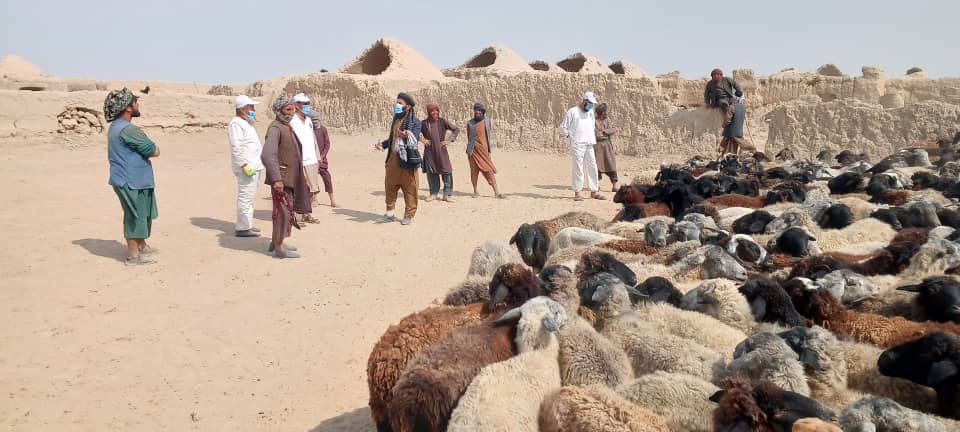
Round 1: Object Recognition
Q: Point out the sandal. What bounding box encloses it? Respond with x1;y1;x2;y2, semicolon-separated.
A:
591;193;606;200
301;214;321;224
573;195;584;201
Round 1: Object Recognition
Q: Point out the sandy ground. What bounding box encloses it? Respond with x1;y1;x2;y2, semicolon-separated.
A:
0;128;677;431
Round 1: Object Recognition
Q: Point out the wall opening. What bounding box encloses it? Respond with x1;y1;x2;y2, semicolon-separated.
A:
344;42;392;75
557;56;586;72
529;61;550;71
465;51;497;68
18;86;44;91
609;62;626;74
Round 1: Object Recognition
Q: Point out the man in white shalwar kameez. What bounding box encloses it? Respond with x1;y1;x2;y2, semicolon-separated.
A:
560;91;605;201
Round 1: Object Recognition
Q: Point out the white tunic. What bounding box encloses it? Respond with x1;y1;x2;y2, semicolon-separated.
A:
560;106;597;146
291;115;319;166
227;116;264;173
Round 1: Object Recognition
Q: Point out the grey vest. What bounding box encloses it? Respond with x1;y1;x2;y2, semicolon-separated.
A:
107;119;155;189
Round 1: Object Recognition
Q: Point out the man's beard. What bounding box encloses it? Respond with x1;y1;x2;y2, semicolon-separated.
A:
131;109;141;117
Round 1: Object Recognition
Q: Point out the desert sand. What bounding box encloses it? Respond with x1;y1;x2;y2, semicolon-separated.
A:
0;127;679;431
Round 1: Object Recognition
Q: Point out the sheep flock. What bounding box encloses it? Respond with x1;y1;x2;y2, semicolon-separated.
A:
366;138;960;432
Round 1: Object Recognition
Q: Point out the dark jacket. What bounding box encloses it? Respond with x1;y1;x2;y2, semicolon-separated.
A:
466;116;493;156
379;110;421;170
262;119;303;187
704;77;742;107
723;103;746;138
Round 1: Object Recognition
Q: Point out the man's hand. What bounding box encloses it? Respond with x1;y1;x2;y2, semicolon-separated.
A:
273;181;284;193
440;140;450;147
399;130;409;139
422;138;431;146
373;142;383;151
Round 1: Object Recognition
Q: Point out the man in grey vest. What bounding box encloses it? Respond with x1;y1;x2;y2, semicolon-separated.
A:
104;88;161;265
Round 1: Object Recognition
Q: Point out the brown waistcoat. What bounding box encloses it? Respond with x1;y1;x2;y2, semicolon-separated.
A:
263;120;303;187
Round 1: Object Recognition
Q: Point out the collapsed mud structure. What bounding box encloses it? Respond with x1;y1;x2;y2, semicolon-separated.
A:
1;41;958;158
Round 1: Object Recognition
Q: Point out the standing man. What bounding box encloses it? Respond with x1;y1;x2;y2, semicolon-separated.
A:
291;93;321;224
306;109;337;207
228;95;263;238
261;95;307;258
560;92;604;201
104;88;160;265
466;103;503;199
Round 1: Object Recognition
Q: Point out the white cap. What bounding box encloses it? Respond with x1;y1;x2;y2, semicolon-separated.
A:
293;93;310;103
583;91;597;104
233;95;259;109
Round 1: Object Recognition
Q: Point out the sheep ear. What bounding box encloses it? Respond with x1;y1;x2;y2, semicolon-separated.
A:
897;284;922;293
626;285;649;300
509;228;520;245
494;307;522;324
926;360;959;385
708;390;725;403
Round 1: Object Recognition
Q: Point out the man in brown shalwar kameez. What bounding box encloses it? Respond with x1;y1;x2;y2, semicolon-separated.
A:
593;103;619;192
374;92;422;225
466;103;504;199
420;103;459;202
261;95;308;258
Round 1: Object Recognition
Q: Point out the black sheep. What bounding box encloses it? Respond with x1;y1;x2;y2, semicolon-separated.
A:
776;148;796;161
878;332;960;418
579;271;644;307
898;277;960;324
773;227;817;257
766;166;791;180
912;171;942;190
944;181;960;199
827;172;864;194
733;210;776;234
720;154;743;176
866;174;899;203
939;209;960;229
816;203;854;230
635;276;682;306
509;223;549;270
577;250;638;288
871;208;905;230
753;151;770;162
719;176;760;197
739;277;812;327
654;165;695;184
691;176;721;198
647;180;703;217
619;204;644;222
711;376;838;431
765;181;807;205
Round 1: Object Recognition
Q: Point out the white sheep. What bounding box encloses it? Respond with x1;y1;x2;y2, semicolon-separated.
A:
591;276;727;384
717;207;758;230
633;302;747;362
447;297;567;432
627;245;748;284
602;221;647;241
813;218;898;253
540;265;634;388
836;196;877;221
839;397;950;432
726;332;810;396
548;227;625;255
616;371;719;432
467;241;525;278
776;326;866;411
539;384;671;432
680;279;756;334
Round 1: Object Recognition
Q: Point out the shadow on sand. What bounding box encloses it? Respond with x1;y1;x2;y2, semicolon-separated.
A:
333;208;384;223
308;407;374;432
189;217;271;253
71;238;127;263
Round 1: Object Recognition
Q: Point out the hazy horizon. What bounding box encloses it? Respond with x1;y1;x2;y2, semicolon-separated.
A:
1;0;956;84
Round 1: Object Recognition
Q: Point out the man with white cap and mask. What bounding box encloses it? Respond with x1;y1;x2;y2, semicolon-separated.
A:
291;92;321;224
560;91;605;201
227;94;263;237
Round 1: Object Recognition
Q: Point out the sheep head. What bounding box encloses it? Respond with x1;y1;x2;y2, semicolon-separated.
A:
680;279;734;316
898;277;960;323
613;184;646;204
790;287;844;324
577;250;638;287
645;219;670;247
878;332;960;389
509;223;545;269
637;276;683;306
741;278;812;327
495;296;567;352
672;220;701;242
700;245;749;281
488;263;541;311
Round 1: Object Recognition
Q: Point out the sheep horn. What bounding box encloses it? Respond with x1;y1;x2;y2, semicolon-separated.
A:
626;285;649;299
494;307;522;324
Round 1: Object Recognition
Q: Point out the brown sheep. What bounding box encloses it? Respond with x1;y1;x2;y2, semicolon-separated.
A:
790;287;960;348
792;418;842;432
613;184;647;204
366;263;541;431
705;193;766;209
612;203;673;223
712;376;837;432
881;189;910;206
596;239;660;256
387;315;518;432
892;227;931;246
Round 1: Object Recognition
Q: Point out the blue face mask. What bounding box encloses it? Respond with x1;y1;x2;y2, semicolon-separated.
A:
302;106;312;115
246;111;255;120
585;103;594;111
394;103;404;114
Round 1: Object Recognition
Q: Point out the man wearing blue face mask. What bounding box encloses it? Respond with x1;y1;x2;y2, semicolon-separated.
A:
227;95;264;237
291;93;321;224
560;91;605;201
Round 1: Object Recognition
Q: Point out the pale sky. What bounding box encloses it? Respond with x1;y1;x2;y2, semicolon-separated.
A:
0;0;955;84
